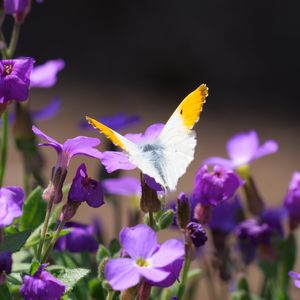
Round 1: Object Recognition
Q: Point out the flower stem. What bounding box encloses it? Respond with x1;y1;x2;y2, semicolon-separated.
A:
41;219;65;263
112;197;122;237
106;290;114;300
7;22;21;58
37;199;54;261
149;210;155;229
177;256;191;300
0;111;9;187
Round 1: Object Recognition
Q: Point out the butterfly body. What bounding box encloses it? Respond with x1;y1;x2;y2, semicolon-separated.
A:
86;84;208;191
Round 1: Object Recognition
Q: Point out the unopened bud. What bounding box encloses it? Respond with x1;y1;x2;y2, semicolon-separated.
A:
140;174;161;213
176;193;190;230
59;201;81;222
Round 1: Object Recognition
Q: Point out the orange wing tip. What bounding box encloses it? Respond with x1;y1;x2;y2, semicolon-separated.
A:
86;116;97;127
197;84;209;98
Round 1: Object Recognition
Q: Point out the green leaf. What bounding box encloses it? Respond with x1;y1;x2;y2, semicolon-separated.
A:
0;230;32;252
20;186;47;231
57;268;90;292
187;268;202;280
108;239;121;256
88;278;106;300
96;245;110;264
157;209;174;230
29;260;40;275
0;283;12;300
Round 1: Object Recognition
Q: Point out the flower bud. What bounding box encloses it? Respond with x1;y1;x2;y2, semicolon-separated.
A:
59;201;81;222
140;174;161;213
193;203;211;225
176;193;190;230
186;222;208;248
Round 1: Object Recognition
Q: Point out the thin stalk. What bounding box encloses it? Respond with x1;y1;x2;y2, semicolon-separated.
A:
7;22;21;58
112;198;121;237
41;220;65;263
106;290;115;300
177;257;191;300
37;199;54;261
0;111;8;187
149;210;155;229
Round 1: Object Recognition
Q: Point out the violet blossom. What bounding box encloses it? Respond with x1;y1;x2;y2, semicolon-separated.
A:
102;176;141;197
30;59;65;88
203;131;278;169
68;163;104;208
3;0;28;14
0;186;24;227
192;165;243;207
55;222;98;253
289;271;300;288
20;264;65;300
0;58;34;104
0;251;12;283
104;224;184;290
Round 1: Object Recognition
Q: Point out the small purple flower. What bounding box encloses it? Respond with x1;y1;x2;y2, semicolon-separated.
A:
55;222;98;253
104;224;184;290
204;131;278;169
192;165;243;207
289;271;300;288
284;172;300;229
260;206;286;237
20;264;65;300
209;196;243;234
0;186;24;227
0;251;12;283
32;125;102;170
31;97;61;122
100;123;164;173
186;222;208;248
68;163;104;208
30;59;65;88
80;113;140;132
4;0;28;14
103;177;141;197
0;58;35;104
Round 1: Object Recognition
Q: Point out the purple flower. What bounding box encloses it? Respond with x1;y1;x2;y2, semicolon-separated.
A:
284;172;300;229
204;131;278;169
0;251;12;283
31;97;61;122
20;264;65;300
103;177;141;197
4;0;28;14
80;113;140;132
104;224;184;291
101;123;164;173
209;196;243;234
289;271;300;288
260;206;286;237
0;186;24;227
30;59;65;88
192;165;243;207
0;58;35;104
68;163;104;208
186;222;208;248
32;125;102;170
55;222;98;253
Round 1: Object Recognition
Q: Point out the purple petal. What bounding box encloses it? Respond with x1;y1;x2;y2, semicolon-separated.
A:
288;271;300;280
0;186;24;227
124;123;164;143
151;239;184;268
227;131;259;166
30;59;65;88
31;97;61;121
252;140;278;161
137;266;170;283
120;224;157;259
4;0;29;14
102;177;141;196
144;175;163;192
101;151;136;173
104;258;140;291
32;125;62;152
63;136;102;162
202;157;234;169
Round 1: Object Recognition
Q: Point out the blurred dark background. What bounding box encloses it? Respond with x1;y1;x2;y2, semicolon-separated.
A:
9;0;300;118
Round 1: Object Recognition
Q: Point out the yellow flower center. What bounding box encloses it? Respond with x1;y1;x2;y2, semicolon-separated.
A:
135;258;149;267
3;64;13;76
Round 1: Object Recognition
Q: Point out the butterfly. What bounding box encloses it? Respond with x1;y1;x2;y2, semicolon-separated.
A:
86;84;208;191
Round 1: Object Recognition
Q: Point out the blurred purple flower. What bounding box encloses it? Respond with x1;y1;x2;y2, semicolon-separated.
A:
284;172;300;229
32;125;102;170
30;59;65;88
4;0;28;14
80;113;140;132
68;163;104;208
104;224;184;290
55;222;98;253
20;264;65;300
192;165;243;207
101;123;163;173
0;58;34;103
0;251;12;283
103;176;140;197
260;206;286;236
186;222;208;248
289;271;300;288
0;186;24;227
203;131;278;169
209;196;243;234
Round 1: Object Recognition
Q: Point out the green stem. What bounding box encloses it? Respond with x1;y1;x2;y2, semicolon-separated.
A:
177;257;191;300
0;111;8;187
37;199;54;261
7;22;21;58
149;210;155;229
106;290;114;300
41;219;65;263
